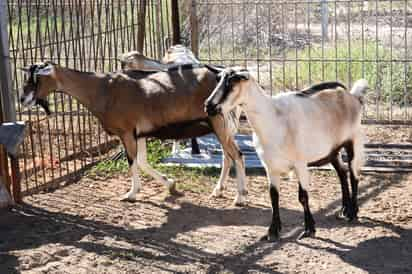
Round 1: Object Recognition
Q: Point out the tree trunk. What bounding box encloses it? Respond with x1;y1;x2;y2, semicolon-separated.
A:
0;176;13;208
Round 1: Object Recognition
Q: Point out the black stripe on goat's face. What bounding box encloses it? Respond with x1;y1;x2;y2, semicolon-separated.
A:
20;62;54;114
204;68;249;116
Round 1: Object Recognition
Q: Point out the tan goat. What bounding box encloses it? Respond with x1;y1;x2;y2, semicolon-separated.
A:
20;62;248;205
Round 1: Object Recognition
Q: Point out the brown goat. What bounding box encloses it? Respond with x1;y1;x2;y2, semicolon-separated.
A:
120;45;202;154
20;62;248;205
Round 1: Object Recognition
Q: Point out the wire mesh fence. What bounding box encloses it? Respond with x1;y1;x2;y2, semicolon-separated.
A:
4;0;412;197
6;0;172;195
192;0;412;124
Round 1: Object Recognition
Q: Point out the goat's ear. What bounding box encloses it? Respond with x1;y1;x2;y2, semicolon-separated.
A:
235;70;250;80
45;61;57;66
205;64;224;74
19;66;31;73
36;64;54;76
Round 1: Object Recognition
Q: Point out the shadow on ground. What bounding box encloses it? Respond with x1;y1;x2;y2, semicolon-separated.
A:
0;172;410;273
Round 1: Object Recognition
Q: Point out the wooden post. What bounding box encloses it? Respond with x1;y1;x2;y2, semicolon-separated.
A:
190;0;199;57
0;0;16;122
0;175;13;208
155;0;163;59
137;0;147;52
0;0;14;203
171;0;180;45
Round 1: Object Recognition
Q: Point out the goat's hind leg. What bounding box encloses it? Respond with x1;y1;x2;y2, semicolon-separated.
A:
136;138;178;195
119;133;141;202
331;156;352;220
210;150;231;198
211;117;247;206
344;139;363;220
295;163;316;239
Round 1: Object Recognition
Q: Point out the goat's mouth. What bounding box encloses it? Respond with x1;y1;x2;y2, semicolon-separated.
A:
20;92;51;115
20;92;36;108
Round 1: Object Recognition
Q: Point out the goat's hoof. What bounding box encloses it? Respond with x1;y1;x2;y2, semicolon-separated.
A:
297;229;316;240
168;183;181;196
260;233;280;242
233;195;247;207
119;194;137;202
336;207;358;222
210;185;225;198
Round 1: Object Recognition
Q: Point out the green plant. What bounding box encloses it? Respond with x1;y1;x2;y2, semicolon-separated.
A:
272;40;412;106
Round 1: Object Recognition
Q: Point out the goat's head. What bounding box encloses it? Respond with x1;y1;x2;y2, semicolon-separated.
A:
20;62;56;114
204;67;250;116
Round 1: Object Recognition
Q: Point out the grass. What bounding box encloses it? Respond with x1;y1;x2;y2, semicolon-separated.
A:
86;139;220;193
272;40;412;106
199;39;412;107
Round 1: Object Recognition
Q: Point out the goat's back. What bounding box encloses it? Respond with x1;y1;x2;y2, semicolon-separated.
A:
104;67;217;136
269;89;363;163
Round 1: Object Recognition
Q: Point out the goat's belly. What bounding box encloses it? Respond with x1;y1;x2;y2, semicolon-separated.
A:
138;119;212;140
253;133;291;172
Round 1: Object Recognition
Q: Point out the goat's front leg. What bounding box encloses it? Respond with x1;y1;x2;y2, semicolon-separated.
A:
261;170;282;242
295;163;316;239
136;138;177;194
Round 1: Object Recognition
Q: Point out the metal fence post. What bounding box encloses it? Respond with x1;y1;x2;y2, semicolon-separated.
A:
190;0;199;58
321;0;329;41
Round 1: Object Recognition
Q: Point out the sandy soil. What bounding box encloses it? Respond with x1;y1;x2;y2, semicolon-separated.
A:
1;170;412;274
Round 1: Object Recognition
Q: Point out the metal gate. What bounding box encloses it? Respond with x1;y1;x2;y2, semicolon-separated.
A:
2;0;173;199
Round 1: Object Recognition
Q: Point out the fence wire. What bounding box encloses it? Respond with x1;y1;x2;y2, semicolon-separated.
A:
194;0;412;124
5;0;412;196
7;0;172;195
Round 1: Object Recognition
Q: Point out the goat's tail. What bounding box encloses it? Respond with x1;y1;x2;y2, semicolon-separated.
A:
350;79;369;99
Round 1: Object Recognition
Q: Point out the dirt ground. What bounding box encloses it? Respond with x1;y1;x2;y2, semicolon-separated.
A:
1;169;412;274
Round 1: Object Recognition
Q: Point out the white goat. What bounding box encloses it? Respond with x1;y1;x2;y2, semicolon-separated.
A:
205;67;367;241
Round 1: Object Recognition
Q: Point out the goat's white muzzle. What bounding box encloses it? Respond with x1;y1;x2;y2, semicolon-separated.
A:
20;91;36;108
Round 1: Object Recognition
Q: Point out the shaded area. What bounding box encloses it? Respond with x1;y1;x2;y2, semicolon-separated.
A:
0;172;411;273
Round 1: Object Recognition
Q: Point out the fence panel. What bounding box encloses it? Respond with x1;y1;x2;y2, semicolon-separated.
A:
7;0;172;196
194;0;412;124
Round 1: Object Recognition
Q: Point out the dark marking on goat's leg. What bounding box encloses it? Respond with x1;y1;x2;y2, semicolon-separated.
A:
345;141;359;220
331;157;351;220
297;184;316;240
126;155;133;166
261;185;281;242
191;138;200;154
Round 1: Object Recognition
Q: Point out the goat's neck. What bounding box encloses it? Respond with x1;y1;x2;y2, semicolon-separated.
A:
54;67;107;118
241;81;272;139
